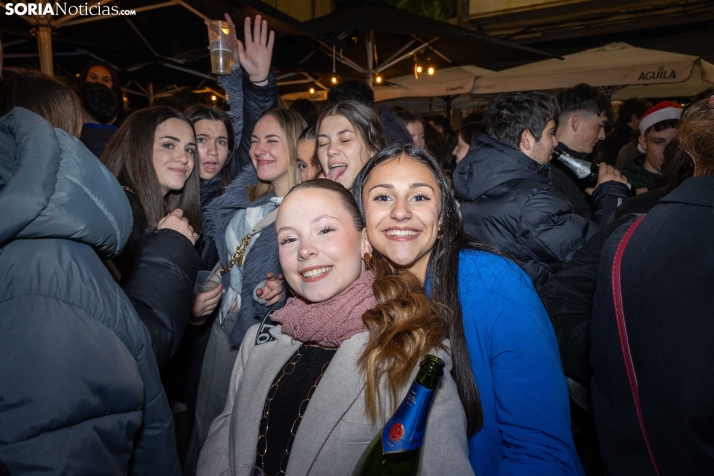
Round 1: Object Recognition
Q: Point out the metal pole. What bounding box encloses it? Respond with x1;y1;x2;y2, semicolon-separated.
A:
366;31;374;86
37;25;54;76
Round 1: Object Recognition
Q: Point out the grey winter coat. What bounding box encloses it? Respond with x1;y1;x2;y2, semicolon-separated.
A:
198;326;473;476
202;167;287;348
0;108;180;475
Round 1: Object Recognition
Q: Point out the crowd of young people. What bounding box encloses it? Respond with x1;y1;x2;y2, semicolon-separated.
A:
1;13;713;476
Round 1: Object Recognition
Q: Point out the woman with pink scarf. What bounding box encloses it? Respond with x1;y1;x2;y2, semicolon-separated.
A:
197;179;473;476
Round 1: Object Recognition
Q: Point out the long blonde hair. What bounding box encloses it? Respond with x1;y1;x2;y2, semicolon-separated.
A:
247;108;306;201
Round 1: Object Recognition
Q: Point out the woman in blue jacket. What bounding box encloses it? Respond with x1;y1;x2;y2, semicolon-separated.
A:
353;143;584;476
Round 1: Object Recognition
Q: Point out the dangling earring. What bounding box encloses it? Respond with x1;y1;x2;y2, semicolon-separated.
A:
363;252;373;264
437;224;444;238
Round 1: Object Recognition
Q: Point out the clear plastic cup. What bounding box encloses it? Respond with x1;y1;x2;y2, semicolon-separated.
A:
207;20;232;74
194;270;222;294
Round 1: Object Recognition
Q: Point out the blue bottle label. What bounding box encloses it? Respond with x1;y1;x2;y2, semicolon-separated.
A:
381;381;435;454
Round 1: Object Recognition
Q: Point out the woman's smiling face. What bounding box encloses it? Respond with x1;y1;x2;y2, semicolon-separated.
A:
361;156;442;282
152;118;196;197
250;114;290;193
277;187;370;303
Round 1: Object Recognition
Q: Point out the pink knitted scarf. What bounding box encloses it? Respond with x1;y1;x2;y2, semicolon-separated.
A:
272;271;377;348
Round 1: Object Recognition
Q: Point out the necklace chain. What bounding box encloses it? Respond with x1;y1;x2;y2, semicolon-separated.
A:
220;230;257;275
256;344;331;476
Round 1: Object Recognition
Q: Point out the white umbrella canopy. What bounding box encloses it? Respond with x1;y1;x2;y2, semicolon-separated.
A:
373;65;493;102
471;42;708;95
281;65;492;104
612;59;714;99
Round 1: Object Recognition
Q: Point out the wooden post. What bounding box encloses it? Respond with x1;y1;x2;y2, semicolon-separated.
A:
37;26;54;76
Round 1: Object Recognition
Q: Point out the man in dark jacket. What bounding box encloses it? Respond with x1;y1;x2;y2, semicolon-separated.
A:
0;108;180;475
621;101;682;192
454;91;629;286
551;84;616;219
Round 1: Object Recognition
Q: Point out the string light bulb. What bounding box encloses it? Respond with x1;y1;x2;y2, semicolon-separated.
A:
331;76;338;84
309;87;315;94
375;75;383;84
211;95;217;101
428;67;435;75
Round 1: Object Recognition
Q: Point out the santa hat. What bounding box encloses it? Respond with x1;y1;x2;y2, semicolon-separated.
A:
639;101;683;136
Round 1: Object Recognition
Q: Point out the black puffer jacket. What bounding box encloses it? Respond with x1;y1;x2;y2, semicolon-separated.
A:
112;189;200;370
454;134;628;285
0;108;179;475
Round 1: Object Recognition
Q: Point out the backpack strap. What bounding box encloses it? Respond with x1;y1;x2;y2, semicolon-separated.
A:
611;216;661;476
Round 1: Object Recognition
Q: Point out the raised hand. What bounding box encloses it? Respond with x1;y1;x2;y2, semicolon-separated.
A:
224;13;274;85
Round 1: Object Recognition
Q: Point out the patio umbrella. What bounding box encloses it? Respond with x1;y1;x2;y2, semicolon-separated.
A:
471;42;714;97
371;65;493;102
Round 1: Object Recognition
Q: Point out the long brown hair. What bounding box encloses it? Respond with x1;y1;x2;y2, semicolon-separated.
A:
284;179;446;423
101;106;201;231
0;67;83;137
247;108;306;201
353;143;504;435
677;97;714;177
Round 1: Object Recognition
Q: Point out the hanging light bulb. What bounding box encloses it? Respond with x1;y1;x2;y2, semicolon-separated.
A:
414;52;422;79
211;95;217;101
375;75;383;84
331;76;338;84
309;87;315;94
426;52;435;76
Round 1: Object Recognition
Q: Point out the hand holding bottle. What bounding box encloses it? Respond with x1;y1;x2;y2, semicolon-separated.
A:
594;163;628;189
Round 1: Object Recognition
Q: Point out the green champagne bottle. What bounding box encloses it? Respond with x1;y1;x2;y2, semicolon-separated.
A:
351;355;445;476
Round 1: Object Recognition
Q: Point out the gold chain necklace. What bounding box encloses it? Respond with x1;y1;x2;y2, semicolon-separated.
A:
219;229;258;275
256;344;332;475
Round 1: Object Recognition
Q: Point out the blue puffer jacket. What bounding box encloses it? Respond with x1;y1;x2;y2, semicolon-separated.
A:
0;108;180;475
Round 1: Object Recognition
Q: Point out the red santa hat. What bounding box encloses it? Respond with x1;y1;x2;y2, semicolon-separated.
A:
639;101;683;136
